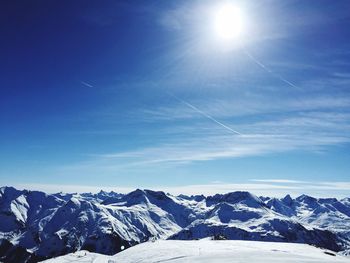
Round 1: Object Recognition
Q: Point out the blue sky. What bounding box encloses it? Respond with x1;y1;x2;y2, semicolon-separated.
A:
1;0;350;197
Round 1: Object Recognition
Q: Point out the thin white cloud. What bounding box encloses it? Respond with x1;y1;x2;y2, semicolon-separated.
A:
250;179;309;184
89;99;350;165
58;132;348;177
49;86;350;184
8;183;134;195
161;182;350;198
57;102;350;174
141;95;350;121
9;181;350;198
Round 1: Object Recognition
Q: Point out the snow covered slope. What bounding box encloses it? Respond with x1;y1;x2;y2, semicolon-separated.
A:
265;194;350;238
1;186;350;262
170;192;344;252
42;240;350;263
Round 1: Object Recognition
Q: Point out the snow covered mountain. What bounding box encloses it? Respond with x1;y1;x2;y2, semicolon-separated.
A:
0;186;349;262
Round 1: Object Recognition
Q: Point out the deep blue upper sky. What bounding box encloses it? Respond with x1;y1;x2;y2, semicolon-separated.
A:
1;0;350;196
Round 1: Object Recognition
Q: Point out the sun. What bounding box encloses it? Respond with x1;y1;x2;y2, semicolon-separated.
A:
212;3;244;42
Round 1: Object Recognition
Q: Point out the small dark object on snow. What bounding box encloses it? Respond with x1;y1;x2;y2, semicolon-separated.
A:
213;235;227;240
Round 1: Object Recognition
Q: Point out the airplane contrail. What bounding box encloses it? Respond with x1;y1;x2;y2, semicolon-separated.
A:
243;49;300;90
168;93;242;136
80;81;94;88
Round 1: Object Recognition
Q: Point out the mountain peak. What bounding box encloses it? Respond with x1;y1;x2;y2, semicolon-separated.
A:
144;189;170;201
296;194;317;204
207;191;264;208
0;186;23;203
282;194;293;205
117;189;149;206
127;188;146;197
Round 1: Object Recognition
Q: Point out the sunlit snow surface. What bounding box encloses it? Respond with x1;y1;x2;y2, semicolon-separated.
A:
43;240;350;263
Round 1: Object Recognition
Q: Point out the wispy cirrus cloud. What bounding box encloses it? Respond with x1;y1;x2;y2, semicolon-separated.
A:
60;131;349;178
58;93;350;172
250;179;309;184
91;133;348;165
140;95;350;122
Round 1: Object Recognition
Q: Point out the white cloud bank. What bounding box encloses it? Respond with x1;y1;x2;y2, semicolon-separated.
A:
8;180;350;198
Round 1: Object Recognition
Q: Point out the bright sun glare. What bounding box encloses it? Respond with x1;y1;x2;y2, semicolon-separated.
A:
213;3;244;42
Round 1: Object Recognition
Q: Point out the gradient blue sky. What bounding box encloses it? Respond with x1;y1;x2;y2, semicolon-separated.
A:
1;0;350;196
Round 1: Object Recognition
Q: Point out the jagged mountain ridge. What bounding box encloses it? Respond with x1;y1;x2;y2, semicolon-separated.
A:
0;186;349;262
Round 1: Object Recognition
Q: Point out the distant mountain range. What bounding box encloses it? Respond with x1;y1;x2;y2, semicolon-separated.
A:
0;186;349;262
